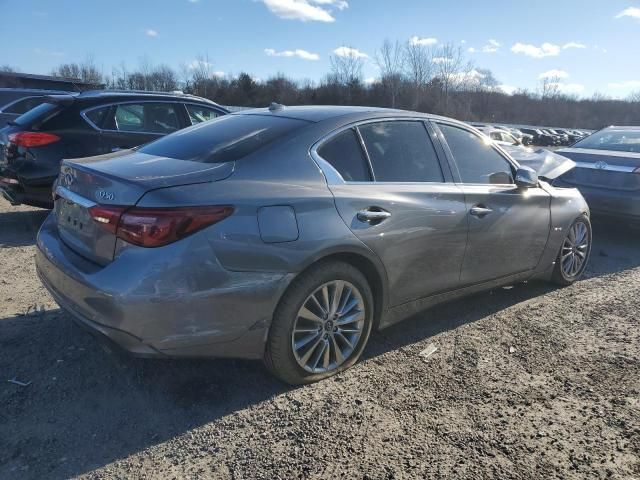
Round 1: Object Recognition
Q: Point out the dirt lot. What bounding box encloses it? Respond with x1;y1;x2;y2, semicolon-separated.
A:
0;198;638;480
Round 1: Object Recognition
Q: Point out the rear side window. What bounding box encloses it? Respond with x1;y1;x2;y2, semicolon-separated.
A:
109;103;180;134
438;123;514;185
3;96;46;114
359;121;444;182
317;129;372;182
139;114;308;163
186;104;222;125
83;106;110;129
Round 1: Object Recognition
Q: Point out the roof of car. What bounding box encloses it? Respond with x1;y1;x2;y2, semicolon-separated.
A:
62;90;225;108
235;105;453;123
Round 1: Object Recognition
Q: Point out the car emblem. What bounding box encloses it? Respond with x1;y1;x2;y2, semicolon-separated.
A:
97;190;115;201
594;160;608;170
64;172;75;186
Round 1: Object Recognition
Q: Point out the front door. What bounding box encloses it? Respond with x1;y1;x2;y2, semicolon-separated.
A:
435;122;551;284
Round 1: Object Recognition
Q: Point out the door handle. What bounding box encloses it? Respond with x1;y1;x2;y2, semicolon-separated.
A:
470;206;493;217
357;208;391;223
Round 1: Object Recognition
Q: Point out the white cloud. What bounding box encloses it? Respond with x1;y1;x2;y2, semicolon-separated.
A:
539;69;570;79
409;36;438;46
333;46;368;58
467;47;476;53
186;60;225;78
145;29;158;37
364;77;378;85
451;69;486;84
615;7;640;19
264;48;320;60
259;0;348;22
608;80;640;89
511;42;560;58
482;39;501;53
562;42;586;49
498;84;518;95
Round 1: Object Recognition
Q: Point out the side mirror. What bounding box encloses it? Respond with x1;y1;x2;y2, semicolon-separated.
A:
515;166;538;188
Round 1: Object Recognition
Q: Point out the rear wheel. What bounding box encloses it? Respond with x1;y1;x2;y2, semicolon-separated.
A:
264;261;374;384
551;214;592;286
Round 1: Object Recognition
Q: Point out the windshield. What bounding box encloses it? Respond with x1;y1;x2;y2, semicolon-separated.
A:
573;129;640;153
13;102;60;126
139;114;309;163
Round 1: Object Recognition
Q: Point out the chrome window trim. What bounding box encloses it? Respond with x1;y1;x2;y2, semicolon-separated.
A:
80;100;224;134
309;117;449;185
55;186;97;208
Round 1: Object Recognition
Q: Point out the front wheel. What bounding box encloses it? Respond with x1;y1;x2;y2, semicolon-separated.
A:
551;214;592;286
264;261;374;385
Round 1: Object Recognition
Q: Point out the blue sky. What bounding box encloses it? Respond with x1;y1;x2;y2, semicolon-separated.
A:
1;0;640;97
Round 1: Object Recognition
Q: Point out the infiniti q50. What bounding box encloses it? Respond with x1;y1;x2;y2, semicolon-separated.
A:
35;105;591;384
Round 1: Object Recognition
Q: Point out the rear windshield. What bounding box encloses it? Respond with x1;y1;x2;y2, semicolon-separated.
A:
573;129;640;153
139;114;308;163
13;102;59;126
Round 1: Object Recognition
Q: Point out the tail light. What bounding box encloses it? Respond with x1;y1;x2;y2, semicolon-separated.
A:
88;205;234;248
8;132;60;148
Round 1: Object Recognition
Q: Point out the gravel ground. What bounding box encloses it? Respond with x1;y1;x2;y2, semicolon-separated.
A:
0;198;638;480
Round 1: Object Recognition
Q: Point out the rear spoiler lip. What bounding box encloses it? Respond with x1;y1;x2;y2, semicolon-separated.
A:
43;94;77;106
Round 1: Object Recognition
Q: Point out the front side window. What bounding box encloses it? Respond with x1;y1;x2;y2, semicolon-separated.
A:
438;123;514;185
358;121;444;182
111;103;180;134
317;129;372;182
186;104;222;125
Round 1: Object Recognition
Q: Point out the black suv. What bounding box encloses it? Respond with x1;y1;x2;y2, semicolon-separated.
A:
0;90;228;207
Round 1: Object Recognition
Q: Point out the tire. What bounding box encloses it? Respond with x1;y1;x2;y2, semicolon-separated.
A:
264;260;374;385
551;214;592;286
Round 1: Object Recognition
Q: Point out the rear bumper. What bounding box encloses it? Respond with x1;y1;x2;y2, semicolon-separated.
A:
36;213;293;359
553;179;640;220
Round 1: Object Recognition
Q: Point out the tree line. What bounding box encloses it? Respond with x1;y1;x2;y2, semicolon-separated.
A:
5;40;640;129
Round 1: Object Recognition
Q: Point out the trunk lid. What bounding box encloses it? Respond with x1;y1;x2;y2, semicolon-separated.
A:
55;149;234;265
555;147;640;191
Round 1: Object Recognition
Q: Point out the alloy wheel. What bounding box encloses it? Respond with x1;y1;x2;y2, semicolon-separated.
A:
291;280;366;373
561;221;589;278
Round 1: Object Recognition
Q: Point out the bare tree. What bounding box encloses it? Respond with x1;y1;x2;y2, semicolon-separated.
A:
0;65;15;73
375;39;404;107
403;41;434;108
540;76;561;99
329;48;364;86
432;43;471;108
51;56;103;85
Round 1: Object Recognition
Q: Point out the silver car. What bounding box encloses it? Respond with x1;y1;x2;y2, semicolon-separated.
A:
555;126;640;221
36;106;591;384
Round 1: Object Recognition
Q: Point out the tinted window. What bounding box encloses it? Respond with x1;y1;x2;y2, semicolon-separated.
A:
439;124;514;184
84;106;110;129
3;96;46;114
317;129;371;182
359;121;443;182
139;114;308;163
13;102;60;126
573;128;640;153
112;103;180;134
186;104;222;125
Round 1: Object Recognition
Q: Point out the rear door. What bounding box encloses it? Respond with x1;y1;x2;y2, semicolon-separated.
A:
315;119;468;307
434;121;551;285
98;102;183;152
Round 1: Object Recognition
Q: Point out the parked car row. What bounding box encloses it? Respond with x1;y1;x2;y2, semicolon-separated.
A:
469;122;592;147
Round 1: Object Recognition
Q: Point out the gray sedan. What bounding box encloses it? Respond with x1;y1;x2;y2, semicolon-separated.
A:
36;106;591;384
555;126;640;221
